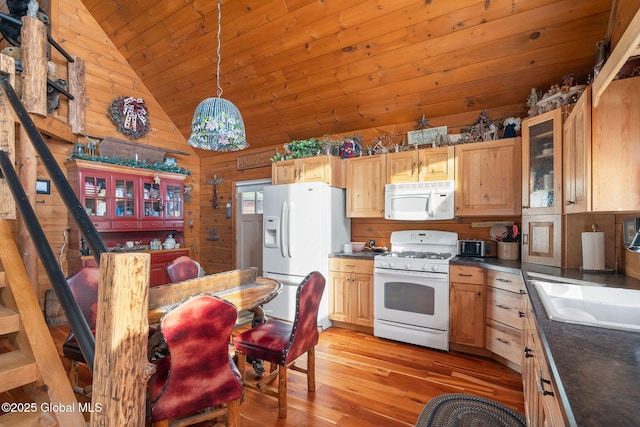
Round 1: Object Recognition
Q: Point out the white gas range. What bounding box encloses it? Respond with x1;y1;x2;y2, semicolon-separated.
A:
373;230;458;351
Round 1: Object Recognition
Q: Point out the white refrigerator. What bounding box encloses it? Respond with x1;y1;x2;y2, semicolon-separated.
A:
262;181;350;330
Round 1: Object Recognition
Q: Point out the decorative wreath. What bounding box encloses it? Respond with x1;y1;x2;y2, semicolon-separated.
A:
109;96;150;139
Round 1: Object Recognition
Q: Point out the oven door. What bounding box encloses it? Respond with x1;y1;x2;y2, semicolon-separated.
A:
373;267;449;331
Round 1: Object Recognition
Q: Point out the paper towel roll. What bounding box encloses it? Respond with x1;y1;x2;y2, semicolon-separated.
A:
582;232;605;270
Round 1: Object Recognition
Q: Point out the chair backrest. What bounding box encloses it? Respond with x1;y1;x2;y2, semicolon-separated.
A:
284;271;325;364
66;266;100;330
166;255;200;283
149;295;243;421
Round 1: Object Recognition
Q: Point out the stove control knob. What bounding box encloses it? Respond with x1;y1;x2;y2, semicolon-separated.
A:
430;264;440;272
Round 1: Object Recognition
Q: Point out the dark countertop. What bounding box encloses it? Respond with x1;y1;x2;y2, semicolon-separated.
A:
452;256;640;427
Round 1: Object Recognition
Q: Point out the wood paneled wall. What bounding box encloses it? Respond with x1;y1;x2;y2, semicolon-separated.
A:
1;0;203;305
199;149;271;274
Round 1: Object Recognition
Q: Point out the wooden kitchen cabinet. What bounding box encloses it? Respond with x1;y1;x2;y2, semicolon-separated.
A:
328;258;374;329
66;159;186;232
522;291;566;427
449;265;485;348
522;109;563;215
521;214;563;267
454;138;521;216
485;270;525;371
563;87;591;214
345;155;386;218
149;249;190;287
272;155;344;187
592;76;640;211
81;249;190;287
386;146;454;183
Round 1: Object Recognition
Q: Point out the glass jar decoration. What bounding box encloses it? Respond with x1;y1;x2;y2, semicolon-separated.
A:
73;141;86;157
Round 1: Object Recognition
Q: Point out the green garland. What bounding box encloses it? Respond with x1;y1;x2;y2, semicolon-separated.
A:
70;153;191;175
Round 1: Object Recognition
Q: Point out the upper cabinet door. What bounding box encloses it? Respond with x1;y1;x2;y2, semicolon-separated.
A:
419;146;454;182
345;155;386;218
522;109;563;215
386;150;418;184
79;170;112;230
592;76;640;212
454;138;521;216
563;88;591;214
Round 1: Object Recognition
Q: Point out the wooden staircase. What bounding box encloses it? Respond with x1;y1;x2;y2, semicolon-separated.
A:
0;220;85;426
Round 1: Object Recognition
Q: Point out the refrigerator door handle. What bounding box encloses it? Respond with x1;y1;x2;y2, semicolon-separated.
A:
281;202;288;258
288;202;294;258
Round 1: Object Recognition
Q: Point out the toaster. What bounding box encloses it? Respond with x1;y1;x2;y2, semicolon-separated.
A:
457;239;497;257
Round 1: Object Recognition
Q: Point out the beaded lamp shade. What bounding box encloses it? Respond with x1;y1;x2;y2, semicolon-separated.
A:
187;0;248;152
187;97;247;151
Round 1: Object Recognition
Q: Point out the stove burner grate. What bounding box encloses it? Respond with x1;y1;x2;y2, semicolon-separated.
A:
386;251;452;260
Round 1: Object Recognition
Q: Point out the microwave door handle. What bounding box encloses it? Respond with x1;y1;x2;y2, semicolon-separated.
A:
426;191;434;218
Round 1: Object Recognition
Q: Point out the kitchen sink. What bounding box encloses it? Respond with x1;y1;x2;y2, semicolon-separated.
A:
532;280;640;332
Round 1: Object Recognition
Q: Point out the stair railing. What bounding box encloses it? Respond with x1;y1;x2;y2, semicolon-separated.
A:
0;76;106;370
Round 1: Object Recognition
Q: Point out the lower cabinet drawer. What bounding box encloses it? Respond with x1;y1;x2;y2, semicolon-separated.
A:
486;287;524;330
486;319;521;366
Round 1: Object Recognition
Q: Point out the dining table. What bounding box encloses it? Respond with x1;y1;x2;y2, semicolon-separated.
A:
147;275;282;324
146;268;282;359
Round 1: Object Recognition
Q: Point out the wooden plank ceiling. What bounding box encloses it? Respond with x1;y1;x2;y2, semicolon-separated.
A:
81;0;611;154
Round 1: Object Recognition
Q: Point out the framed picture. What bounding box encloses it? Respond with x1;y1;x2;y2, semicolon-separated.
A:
36;179;50;195
622;218;640;246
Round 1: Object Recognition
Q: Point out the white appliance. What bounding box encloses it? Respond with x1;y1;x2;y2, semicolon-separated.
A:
262;182;350;330
374;230;458;351
384;180;455;221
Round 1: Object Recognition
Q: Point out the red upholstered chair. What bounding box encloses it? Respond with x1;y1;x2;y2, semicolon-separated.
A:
62;266;100;395
148;295;243;427
166;255;201;283
233;271;325;418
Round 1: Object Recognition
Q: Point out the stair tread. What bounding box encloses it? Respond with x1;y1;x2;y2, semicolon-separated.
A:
0;409;57;426
0;306;20;335
0;351;37;394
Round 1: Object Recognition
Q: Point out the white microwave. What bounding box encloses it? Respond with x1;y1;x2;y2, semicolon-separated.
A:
384;180;455;221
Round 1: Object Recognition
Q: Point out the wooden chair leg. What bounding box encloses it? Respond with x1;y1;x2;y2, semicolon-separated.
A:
236;351;246;380
67;359;78;387
307;346;316;392
227;398;240;427
278;365;287;419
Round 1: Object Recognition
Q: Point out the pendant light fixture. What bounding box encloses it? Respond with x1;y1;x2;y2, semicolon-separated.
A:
187;0;248;151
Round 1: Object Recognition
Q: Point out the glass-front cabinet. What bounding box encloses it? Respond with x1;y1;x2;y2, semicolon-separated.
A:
80;171;111;230
163;181;184;224
522;108;563;215
113;176;138;230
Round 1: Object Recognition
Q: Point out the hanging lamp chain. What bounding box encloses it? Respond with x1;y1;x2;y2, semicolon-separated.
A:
216;0;223;98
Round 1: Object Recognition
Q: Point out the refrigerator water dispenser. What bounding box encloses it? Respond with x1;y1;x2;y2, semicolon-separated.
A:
264;216;280;248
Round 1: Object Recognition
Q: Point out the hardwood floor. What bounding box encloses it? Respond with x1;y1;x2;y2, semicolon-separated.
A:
3;325;524;426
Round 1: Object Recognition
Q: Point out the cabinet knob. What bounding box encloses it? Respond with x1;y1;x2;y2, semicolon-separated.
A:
518;311;525;318
566;200;575;205
523;346;533;358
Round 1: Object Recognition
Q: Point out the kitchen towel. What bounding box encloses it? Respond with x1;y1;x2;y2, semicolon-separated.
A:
581;232;605;270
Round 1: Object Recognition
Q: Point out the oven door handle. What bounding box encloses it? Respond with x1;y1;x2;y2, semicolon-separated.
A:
374;267;449;281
